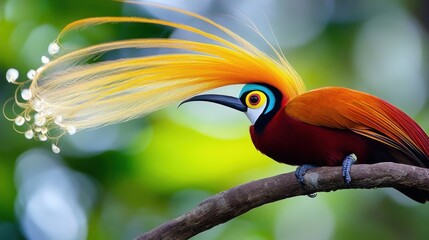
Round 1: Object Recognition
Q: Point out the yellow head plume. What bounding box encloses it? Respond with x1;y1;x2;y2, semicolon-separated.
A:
4;2;305;152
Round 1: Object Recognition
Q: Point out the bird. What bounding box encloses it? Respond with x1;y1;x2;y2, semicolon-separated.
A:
5;2;429;202
183;84;429;203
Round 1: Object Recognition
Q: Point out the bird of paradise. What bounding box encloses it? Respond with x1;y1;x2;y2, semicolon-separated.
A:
4;2;429;203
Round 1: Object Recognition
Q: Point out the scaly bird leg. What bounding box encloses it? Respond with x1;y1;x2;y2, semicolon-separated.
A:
342;153;357;187
296;154;357;191
295;164;319;187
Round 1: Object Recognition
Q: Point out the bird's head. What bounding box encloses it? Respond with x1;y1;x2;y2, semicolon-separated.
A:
182;84;283;129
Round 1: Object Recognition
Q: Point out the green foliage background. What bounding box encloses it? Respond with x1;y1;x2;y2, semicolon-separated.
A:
1;0;428;239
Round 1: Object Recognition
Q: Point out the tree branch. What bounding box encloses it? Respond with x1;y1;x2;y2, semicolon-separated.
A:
135;162;429;240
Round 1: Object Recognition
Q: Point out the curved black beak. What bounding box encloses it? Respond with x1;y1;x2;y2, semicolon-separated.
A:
180;94;247;112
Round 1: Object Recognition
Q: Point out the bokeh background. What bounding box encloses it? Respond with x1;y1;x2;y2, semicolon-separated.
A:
1;0;429;239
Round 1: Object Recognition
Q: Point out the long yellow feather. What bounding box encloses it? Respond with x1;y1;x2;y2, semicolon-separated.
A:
5;2;305;150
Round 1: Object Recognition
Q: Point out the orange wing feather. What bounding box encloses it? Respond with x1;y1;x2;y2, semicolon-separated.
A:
285;87;429;167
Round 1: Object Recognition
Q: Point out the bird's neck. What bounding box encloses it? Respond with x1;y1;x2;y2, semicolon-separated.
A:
253;104;287;134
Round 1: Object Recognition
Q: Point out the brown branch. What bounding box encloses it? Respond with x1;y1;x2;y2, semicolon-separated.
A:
135;162;429;240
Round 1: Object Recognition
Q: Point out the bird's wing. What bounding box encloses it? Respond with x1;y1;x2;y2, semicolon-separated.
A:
285;87;429;166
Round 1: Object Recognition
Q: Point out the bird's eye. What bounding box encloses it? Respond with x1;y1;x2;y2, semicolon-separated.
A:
249;94;260;105
245;91;267;109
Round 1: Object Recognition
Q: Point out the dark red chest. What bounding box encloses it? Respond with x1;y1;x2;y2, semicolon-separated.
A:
250;110;388;166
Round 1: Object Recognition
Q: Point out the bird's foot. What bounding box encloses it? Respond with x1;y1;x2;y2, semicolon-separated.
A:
295;164;319;188
342;153;357;187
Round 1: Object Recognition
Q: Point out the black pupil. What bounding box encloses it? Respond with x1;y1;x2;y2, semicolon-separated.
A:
249;95;259;105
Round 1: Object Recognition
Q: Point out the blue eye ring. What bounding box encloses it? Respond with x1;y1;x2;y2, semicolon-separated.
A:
240;84;276;113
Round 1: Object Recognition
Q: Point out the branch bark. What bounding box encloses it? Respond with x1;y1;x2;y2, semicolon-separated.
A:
135;162;429;240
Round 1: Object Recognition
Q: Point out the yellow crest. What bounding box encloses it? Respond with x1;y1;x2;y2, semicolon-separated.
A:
4;1;305;152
